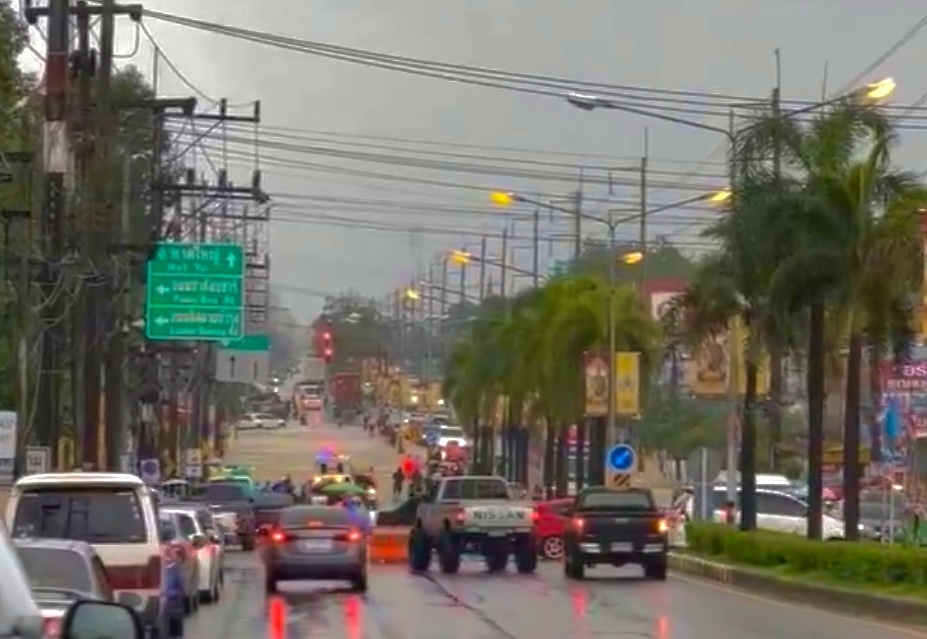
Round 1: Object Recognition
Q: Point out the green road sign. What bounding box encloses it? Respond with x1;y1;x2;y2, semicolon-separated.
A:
145;242;244;341
219;334;271;351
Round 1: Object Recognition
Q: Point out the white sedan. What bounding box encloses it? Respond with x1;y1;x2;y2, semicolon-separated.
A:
239;412;286;430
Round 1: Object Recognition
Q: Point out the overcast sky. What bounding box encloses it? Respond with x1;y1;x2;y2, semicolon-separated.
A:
20;0;927;321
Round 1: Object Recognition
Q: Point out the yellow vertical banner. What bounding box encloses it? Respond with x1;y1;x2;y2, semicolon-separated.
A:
614;352;640;416
688;316;769;396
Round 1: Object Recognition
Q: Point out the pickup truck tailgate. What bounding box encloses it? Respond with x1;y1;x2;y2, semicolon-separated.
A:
461;504;534;528
578;512;664;541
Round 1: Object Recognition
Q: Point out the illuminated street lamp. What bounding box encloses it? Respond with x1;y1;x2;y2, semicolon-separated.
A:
618;250;644;265
403;288;420;301
450;250;470;266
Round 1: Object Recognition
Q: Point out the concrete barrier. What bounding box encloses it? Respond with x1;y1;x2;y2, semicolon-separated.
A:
369;526;409;564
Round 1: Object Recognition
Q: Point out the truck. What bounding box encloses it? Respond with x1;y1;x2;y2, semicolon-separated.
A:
330;371;362;414
562;486;668;581
294;355;326;423
408;475;538;574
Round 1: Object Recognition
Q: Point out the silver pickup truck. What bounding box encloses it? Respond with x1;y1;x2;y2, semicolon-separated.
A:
407;475;538;574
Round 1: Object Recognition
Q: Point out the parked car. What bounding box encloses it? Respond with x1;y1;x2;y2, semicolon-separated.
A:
238;412;285;430
534;498;573;560
160;505;224;604
14;539;114;638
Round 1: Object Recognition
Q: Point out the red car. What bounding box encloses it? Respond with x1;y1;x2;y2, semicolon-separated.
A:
534;498;574;560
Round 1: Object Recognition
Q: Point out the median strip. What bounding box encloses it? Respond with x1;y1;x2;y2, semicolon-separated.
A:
671;523;927;625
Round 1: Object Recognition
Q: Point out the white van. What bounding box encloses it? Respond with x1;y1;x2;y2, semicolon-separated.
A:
5;472;163;631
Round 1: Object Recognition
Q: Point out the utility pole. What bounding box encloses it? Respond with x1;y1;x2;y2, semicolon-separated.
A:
532;206;540;288
426;264;434;380
638;130;649;292
500;226;508;298
478;237;487;301
26;0;71;465
458;249;467;304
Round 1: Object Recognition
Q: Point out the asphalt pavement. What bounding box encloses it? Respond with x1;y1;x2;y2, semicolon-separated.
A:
184;550;927;639
215;422;927;639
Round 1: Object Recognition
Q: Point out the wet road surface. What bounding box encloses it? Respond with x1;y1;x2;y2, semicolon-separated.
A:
186;550;927;639
219;423;926;639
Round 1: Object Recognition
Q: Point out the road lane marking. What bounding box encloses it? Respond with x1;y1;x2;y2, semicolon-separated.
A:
670;573;927;637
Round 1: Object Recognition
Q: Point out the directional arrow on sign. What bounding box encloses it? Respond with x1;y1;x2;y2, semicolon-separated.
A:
155;316;168;326
226;252;236;268
156;285;168;294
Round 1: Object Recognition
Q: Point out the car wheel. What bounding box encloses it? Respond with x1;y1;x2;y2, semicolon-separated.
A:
350;570;368;593
540;535;564;560
437;529;461;574
407;526;432;572
643;557;667;581
514;535;538;574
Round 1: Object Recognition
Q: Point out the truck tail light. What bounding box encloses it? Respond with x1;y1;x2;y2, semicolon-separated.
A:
656;518;668;533
454;509;466;523
572;517;585;531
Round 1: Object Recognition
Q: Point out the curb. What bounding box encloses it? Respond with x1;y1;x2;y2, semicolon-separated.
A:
668;553;927;625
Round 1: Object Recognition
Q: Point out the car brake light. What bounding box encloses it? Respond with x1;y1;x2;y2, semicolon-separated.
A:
454;510;465;523
656;518;668;533
531;508;539;522
43;617;62;639
271;530;288;543
572;517;585;531
334;529;362;542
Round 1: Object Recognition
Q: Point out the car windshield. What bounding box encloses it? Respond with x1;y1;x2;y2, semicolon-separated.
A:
280;506;351;527
202;484;248;501
439;427;465;438
16;547;93;594
12;488;146;543
255;413;276;420
578;489;654;510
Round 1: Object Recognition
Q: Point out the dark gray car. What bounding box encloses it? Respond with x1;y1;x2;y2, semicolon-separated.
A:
260;505;368;594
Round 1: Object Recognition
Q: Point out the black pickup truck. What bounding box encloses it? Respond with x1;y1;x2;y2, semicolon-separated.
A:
562;486;668;581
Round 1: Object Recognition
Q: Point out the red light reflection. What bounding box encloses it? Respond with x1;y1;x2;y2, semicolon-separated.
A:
268;596;286;639
570;586;588;617
344;595;362;639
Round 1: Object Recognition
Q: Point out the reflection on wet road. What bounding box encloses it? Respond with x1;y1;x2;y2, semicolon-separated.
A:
190;551;927;639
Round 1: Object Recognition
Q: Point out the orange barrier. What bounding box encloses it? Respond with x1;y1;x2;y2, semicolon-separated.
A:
369;526;410;564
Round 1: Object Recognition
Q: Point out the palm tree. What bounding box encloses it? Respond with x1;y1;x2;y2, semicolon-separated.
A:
443;271;659;491
739;100;925;538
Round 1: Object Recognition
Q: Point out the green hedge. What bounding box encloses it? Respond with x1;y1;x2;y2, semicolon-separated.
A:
686;522;927;588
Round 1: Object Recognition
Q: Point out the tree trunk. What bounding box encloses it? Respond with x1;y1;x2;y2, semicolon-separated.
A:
589;416;606;485
576;419;586;491
518;427;529;485
867;344;883;464
807;301;825;540
555;426;568;496
543;418;555;490
842;330;864;541
471;422;482;470
767;341;784;471
739;331;759;532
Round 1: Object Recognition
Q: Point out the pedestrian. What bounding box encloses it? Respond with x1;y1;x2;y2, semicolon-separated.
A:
392;466;404;498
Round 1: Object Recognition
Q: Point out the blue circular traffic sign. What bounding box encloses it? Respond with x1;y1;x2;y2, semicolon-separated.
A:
425;430;439;446
606;444;636;473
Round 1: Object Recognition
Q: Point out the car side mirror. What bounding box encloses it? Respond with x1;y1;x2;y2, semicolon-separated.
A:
206;530;221;544
63;600;143;639
190;534;207;549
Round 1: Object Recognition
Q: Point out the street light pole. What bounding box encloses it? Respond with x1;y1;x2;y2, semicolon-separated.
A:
606;212;618;447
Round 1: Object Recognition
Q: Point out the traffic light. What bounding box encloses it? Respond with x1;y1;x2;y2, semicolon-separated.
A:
322;330;333;363
401;456;416;478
